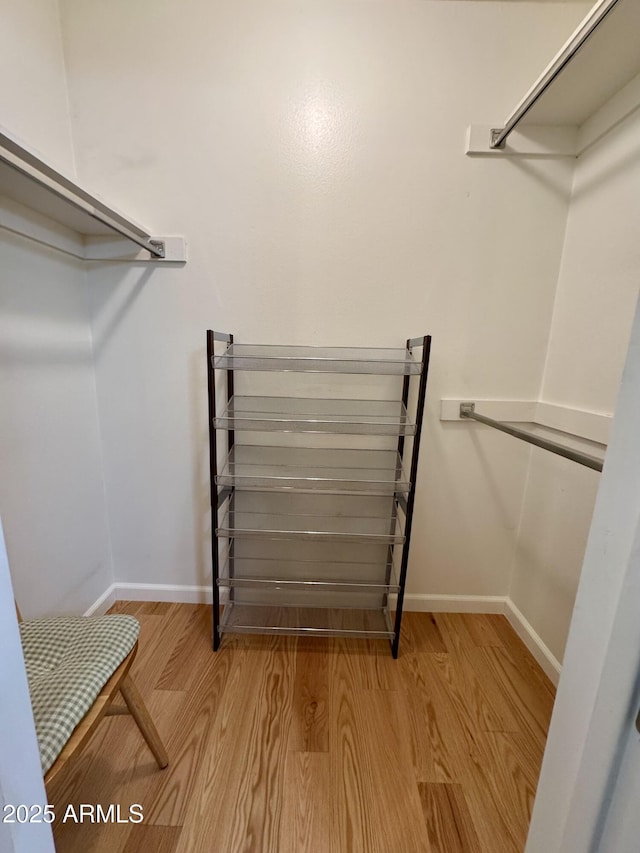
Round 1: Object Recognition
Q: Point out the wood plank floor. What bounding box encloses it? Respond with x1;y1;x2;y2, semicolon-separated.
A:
48;604;556;853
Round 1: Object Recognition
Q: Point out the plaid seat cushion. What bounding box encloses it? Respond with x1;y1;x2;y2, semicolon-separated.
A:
19;614;140;774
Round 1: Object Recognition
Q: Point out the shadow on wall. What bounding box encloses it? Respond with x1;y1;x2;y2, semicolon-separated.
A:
89;265;154;357
510;107;640;206
466;425;529;530
576;97;640;162
0;233;155;365
507;156;573;203
189;344;211;591
0;233;90;367
572;139;640;203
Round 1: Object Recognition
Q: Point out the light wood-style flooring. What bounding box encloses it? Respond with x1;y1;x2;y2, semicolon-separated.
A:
48;603;556;852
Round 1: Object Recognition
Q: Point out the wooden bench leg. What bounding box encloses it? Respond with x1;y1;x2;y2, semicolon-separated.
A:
119;674;169;769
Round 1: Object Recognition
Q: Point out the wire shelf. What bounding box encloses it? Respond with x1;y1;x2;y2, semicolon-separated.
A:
207;330;431;656
216;445;411;494
218;601;395;639
214;396;415;435
217;554;400;594
214;344;421;375
216;491;404;544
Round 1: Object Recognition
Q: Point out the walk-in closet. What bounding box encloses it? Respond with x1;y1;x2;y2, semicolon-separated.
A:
1;0;639;850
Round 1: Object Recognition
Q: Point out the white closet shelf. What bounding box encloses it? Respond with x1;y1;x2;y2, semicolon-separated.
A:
0;126;186;262
517;0;640;128
467;0;640;155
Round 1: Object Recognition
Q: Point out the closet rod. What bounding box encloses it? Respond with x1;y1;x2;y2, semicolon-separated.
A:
14;163;167;258
490;0;621;149
459;403;604;472
0;219;162;262
0;221;86;261
0;137;165;258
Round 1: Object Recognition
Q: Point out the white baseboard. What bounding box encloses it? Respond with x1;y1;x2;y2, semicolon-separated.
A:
83;583;116;617
106;587;507;615
401;593;507;613
504;599;562;686
114;583;213;604
83;583;561;685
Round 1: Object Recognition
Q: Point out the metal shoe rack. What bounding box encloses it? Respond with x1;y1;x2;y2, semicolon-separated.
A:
206;331;431;657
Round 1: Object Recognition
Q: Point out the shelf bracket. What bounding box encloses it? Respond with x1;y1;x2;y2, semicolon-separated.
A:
148;239;165;259
490;129;506;150
466;124;578;157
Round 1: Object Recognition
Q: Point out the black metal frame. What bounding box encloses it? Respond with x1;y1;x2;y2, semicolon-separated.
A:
391;335;431;657
206;330;431;657
206;330;233;650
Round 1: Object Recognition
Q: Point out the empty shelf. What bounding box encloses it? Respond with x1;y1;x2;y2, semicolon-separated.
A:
216;445;411;494
216;491;404;543
214;344;421;375
217;555;400;593
218;601;395;639
0;127;174;260
232;537;391;567
214;396;415;435
518;0;640;128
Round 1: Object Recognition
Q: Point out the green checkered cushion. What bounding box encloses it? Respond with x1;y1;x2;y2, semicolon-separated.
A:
19;615;140;774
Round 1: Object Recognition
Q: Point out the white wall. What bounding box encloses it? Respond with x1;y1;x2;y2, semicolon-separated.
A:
57;0;589;600
0;0;113;617
0;237;114;616
509;75;640;663
0;0;75;173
